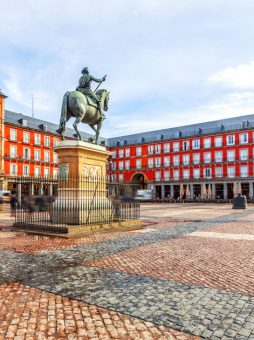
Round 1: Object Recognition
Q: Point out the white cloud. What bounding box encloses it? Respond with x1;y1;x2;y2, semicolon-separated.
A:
208;61;254;88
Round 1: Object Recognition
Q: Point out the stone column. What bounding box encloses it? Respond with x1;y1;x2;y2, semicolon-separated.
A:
249;182;254;199
161;185;165;200
29;183;34;196
212;183;216;199
170;185;174;198
223;182;228;199
17;182;22;207
49;183;53;196
190;184;194;199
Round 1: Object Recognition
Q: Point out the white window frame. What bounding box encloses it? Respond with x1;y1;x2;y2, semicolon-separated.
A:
227;150;235;162
148;145;154;155
136;159;142;169
193;153;200;165
204;138;211;149
193;168;200;179
192;139;200;149
155;144;161;154
119;161;124;170
182;141;190;151
23;132;30;143
44;151;50;162
215;167;223;178
227;166;235;178
53;152;58;163
34;166;40;177
155;157;161;167
155;171;161;181
240;149;248;161
136;147;142;156
164;156;170;166
164;170;170;181
34;149;40;161
226;135;235;145
125;160;130;170
125;148;130;157
173;142;180;152
163;143;170;153
173;155;180;166
215;136;222;147
183;154;190;165
204;152;211;164
204;168;212;178
215;151;223;163
34;134;41;145
10;145;17;158
112;150;116;159
10;129;17;141
44;136;50;147
44;167;50;178
10;163;17;176
119;149;124;158
53;168;58;178
23;165;30;176
183;169;190;179
23;147;30;160
240;165;248;177
173;170;179;180
148;158;154;168
240;133;248;144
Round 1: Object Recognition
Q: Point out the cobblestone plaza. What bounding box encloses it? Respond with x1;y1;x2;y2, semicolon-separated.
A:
1;203;254;339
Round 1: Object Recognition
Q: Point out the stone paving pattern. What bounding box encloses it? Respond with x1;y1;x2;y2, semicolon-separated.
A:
1;203;254;339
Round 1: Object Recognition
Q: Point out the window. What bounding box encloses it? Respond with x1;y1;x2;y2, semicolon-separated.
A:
215;167;223;178
164;157;170;166
148;145;154;155
227;166;235;178
125;148;130;157
136;159;142;169
44;168;50;178
10;145;17;158
53;169;58;178
173;142;180;152
154;157;161;167
53;152;58;163
204;168;211;178
112;150;116;158
193;153;200;164
34;134;41;145
215;151;223;162
240;149;248;161
227;150;235;162
192;139;200;149
44;151;50;162
215;136;222;147
163;143;170;153
226;135;235;145
125;160;130;170
23;165;29;176
53;138;59;147
155;144;161;154
173;155;179;166
119;174;124;182
173;170;179;180
240;165;248;177
164;170;170;181
23;147;30;160
183;141;189;151
193;168;200;179
148;158;154;168
111;174;117;182
34;150;40;161
10;164;17;176
183;169;190;179
112;162;116;170
204;152;211;164
119;161;124;170
34;167;40;177
240;133;248;144
10;129;17;141
183;154;189;165
23;132;30;143
44;136;50;147
155;171;161;181
119;149;124;158
136;147;142;156
204;138;211;148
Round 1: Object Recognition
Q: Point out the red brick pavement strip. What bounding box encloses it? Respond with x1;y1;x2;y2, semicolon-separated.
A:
0;283;199;340
0;232;136;254
85;236;254;296
0;220;183;254
205;221;254;234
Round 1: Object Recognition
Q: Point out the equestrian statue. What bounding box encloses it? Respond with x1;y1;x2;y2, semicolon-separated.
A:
57;67;110;144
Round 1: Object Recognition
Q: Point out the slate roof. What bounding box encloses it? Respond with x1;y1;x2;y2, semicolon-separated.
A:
4;110;106;143
107;114;254;146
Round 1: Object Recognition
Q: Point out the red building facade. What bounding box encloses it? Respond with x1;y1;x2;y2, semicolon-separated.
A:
107;121;254;200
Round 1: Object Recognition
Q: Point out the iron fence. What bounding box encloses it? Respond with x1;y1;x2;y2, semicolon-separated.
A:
13;176;140;231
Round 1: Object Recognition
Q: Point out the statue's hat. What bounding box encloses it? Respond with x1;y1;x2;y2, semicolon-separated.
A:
81;67;89;74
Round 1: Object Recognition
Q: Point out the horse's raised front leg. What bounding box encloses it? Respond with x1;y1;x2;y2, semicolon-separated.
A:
73;116;83;141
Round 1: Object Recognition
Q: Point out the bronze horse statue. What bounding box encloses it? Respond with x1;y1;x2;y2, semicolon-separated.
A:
57;89;110;144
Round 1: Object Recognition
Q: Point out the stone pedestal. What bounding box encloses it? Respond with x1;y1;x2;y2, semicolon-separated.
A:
52;140;112;225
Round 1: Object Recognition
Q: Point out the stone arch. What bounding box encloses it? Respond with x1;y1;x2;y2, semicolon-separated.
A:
130;172;148;189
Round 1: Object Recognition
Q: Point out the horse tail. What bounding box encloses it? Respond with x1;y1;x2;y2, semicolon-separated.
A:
58;91;70;134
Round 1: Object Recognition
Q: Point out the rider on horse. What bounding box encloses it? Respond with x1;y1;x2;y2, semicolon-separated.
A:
76;67;107;119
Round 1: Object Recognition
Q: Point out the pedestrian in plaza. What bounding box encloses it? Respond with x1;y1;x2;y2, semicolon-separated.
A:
10;192;17;217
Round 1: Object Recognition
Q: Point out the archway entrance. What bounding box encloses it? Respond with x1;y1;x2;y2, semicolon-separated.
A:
131;173;148;190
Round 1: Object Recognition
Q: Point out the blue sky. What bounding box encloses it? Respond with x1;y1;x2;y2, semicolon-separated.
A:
1;0;254;137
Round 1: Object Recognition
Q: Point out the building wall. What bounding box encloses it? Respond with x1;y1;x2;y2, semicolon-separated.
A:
0;94;5;189
108;130;254;199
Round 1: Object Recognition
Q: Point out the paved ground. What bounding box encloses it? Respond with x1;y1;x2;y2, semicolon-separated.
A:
1;203;254;339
